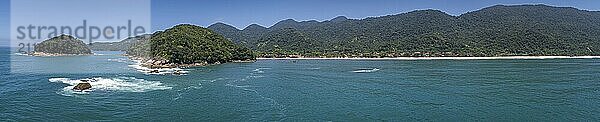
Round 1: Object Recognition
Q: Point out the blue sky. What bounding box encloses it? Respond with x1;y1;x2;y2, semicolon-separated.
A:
2;0;600;41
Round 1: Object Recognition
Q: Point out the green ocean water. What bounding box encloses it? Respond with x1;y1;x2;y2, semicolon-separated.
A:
1;49;599;121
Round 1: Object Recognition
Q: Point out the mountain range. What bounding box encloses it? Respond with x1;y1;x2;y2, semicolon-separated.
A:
89;34;152;51
208;4;600;57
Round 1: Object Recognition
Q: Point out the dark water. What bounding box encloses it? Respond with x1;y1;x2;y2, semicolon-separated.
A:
1;48;599;121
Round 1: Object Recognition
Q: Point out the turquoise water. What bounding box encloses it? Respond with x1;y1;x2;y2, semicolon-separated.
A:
1;48;600;121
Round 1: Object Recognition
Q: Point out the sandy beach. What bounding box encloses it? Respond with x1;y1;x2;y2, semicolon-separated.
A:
257;56;600;60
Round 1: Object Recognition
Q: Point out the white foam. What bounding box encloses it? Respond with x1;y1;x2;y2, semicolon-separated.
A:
252;68;271;73
201;78;225;83
12;53;28;56
128;60;189;75
352;68;380;73
108;58;130;63
49;77;172;95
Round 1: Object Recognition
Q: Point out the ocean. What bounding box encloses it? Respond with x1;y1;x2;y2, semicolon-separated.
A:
1;48;599;121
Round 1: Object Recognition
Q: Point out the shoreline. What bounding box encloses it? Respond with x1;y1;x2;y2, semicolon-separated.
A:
27;52;93;57
257;56;600;60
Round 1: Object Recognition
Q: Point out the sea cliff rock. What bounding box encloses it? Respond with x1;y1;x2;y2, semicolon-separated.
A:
73;83;92;90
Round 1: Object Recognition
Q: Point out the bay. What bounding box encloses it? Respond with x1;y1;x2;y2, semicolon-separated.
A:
1;48;599;121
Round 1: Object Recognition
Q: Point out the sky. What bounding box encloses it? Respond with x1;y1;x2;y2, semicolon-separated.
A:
9;0;150;45
1;0;7;41
2;0;600;44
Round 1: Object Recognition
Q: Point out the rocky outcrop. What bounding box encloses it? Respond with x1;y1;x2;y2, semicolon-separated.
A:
73;83;92;90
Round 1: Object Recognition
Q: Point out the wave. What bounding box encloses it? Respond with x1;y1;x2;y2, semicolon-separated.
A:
12;53;29;56
173;83;202;100
252;68;272;73
128;60;189;75
107;58;130;63
352;68;380;73
201;78;226;83
49;77;172;95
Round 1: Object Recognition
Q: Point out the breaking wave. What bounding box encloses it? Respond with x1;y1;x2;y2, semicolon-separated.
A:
128;60;189;75
107;58;130;63
13;53;28;56
49;77;172;96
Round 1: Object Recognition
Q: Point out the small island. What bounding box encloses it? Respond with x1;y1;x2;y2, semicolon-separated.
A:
126;24;256;68
32;35;93;56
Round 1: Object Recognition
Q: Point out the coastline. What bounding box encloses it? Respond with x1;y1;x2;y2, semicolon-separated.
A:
28;52;93;57
257;56;600;60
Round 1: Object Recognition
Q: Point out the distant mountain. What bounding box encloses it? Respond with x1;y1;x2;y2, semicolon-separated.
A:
207;22;243;43
243;24;268;32
208;23;269;46
33;35;92;55
329;16;349;22
207;23;239;36
89;34;151;51
209;4;600;57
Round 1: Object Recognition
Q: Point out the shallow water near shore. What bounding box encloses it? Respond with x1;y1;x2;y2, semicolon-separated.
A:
1;49;600;121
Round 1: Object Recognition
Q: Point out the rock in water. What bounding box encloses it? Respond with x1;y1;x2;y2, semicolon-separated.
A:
73;83;92;90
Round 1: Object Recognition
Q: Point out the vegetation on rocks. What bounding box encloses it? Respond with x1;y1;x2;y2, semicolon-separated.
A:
126;24;256;67
33;35;92;55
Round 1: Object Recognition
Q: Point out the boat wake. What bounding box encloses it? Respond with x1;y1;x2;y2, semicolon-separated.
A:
352;68;380;73
49;77;172;96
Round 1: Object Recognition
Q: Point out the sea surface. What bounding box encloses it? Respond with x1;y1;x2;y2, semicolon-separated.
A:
1;47;599;121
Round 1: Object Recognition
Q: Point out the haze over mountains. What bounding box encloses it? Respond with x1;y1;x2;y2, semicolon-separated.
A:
208;4;600;57
89;34;152;51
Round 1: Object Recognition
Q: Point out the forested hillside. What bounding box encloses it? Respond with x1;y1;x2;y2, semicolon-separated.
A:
209;4;600;57
127;24;255;65
33;35;92;55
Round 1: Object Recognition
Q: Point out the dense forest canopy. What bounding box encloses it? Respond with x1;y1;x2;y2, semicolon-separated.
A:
34;35;92;55
127;24;255;64
208;4;600;57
